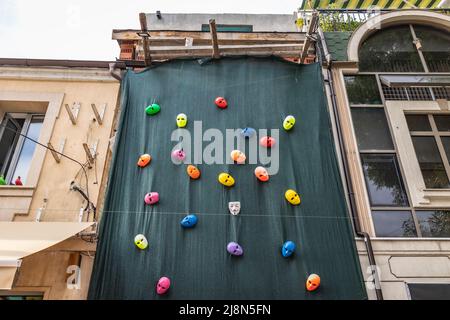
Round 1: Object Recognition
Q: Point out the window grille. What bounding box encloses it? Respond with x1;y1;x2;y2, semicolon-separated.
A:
382;85;450;101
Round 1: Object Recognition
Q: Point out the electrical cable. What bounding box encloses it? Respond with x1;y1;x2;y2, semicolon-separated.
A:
0;121;95;212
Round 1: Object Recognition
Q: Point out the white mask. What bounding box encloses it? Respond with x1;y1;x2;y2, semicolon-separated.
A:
228;201;241;215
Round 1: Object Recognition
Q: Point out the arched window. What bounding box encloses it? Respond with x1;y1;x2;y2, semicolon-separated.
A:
358;24;450;73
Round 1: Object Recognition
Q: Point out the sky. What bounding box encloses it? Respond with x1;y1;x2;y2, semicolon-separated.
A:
0;0;301;61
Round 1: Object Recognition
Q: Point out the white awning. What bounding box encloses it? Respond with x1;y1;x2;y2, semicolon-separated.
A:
0;222;93;290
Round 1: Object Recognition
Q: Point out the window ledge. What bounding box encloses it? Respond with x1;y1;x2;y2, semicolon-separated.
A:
0;185;35;197
422;189;450;201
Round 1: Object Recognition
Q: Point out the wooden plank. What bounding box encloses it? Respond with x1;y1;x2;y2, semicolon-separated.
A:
91;103;106;125
65;102;79;125
209;19;220;59
144;38;304;46
113;30;307;42
145;50;303;60
138;43;303;54
138;13;151;66
47;141;63;163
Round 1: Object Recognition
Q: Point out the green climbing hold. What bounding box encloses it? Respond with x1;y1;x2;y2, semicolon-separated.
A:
0;175;6;185
145;103;161;115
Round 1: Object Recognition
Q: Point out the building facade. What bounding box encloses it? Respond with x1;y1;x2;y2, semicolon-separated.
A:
320;10;450;299
0;60;121;299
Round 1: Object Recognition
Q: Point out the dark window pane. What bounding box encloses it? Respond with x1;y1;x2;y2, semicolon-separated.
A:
408;284;450;300
372;210;417;237
344;75;382;105
351;108;394;150
443;137;450;165
359;25;424;72
405;115;431;131
414;25;450;73
417;210;450;238
434;115;450;132
361;154;409;206
0;117;24;178
411;136;450;188
10;117;43;184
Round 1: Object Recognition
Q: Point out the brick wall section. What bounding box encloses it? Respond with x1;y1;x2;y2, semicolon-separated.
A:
119;41;136;60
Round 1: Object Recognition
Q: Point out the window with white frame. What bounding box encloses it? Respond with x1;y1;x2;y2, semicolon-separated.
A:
343;22;450;238
406;114;450;189
0;113;44;185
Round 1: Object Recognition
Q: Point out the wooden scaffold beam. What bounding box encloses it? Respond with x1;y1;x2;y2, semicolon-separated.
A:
209;19;220;59
139;12;152;66
299;11;319;64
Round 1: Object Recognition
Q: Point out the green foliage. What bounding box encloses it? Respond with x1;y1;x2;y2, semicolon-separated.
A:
318;4;363;32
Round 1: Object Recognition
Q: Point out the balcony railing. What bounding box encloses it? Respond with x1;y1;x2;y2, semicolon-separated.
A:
298;8;450;32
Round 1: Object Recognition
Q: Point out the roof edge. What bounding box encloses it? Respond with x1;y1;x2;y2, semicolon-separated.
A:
0;58;126;69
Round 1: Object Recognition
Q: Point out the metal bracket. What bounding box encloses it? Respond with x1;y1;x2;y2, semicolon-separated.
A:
91;103;106;125
47;138;66;163
65;102;80;125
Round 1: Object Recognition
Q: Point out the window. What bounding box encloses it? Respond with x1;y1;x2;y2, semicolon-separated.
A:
414;25;450;73
372;210;417;237
416;210;450;238
408;284;450;300
0;293;43;300
359;25;424;72
344;75;382;105
351;108;394;150
0;113;44;185
406;114;450;189
361;154;409;207
359;24;450;73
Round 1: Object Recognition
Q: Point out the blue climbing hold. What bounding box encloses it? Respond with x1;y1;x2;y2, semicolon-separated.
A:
180;214;198;228
241;127;256;138
281;241;296;258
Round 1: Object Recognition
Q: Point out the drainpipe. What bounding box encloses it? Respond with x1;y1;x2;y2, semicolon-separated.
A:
318;27;383;300
109;62;122;81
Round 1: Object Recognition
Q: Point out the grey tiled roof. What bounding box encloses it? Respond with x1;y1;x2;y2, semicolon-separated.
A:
323;32;353;62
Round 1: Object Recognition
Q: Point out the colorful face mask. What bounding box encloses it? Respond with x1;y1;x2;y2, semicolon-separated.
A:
218;173;235;187
144;192;159;205
230;150;246;164
215;97;228;109
137;154;152;167
156;276;171;295
180;214;198;228
228;201;241;215
285;189;301;205
306;274;320;292
281;241;296;258
145;103;161;115
176;113;187;128
254;166;269;182
260;136;276;148
227;242;243;256
171;149;186;162
134;234;148;250
283;115;296;131
241;127;256;139
186;165;201;179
